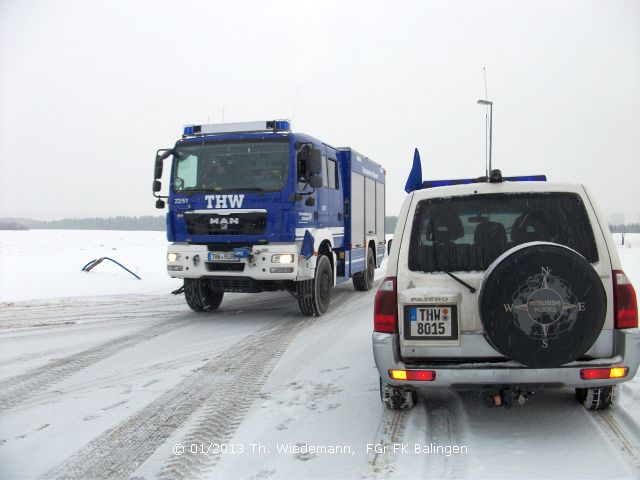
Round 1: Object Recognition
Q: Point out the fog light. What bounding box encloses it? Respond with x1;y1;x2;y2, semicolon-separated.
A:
167;253;181;263
272;254;294;264
270;267;294;273
167;265;183;271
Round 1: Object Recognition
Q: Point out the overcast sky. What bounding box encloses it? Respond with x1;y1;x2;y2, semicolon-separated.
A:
1;0;638;222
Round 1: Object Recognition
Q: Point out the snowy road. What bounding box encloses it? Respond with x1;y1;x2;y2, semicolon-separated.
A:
1;280;640;479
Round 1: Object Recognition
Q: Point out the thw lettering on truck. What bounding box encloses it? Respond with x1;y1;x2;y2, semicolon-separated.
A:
204;194;245;209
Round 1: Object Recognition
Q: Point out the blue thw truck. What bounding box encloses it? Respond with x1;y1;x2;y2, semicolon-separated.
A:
153;120;386;315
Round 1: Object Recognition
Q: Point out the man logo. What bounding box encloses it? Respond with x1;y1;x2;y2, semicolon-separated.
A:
209;217;240;229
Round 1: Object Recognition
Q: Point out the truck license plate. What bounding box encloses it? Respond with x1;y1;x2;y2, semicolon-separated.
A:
208;252;239;262
407;306;457;338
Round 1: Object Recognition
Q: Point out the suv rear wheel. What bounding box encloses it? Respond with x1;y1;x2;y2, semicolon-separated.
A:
380;378;417;409
575;385;618;410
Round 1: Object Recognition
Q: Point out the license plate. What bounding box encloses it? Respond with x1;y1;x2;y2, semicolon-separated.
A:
405;305;458;339
208;251;239;262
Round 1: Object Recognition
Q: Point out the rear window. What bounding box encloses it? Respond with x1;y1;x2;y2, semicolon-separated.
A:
408;193;598;273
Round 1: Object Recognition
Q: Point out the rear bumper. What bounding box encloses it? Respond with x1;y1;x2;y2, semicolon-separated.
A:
372;329;640;389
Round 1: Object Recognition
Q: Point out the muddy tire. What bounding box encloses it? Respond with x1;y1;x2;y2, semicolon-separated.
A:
478;242;606;368
297;255;332;316
380;378;416;409
353;248;375;291
184;279;224;312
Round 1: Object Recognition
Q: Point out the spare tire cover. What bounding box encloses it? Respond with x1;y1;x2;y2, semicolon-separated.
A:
479;242;606;368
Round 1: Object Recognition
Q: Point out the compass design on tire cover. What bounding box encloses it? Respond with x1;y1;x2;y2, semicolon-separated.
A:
509;267;585;345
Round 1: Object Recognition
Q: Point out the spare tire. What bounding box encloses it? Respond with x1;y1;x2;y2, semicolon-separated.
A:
478;242;606;368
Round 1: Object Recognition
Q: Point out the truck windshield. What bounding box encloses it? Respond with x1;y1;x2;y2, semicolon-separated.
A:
173;140;289;192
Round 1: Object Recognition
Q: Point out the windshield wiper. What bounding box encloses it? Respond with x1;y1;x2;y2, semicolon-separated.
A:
235;187;265;193
444;271;476;294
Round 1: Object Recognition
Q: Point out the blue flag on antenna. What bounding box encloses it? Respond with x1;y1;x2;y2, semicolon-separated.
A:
404;148;423;193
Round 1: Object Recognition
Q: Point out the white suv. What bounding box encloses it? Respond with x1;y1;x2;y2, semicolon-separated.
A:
373;173;639;410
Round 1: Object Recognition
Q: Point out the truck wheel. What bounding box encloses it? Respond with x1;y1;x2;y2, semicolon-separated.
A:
380;378;416;409
478;242;606;367
184;279;224;312
575;385;618;410
353;248;375;291
297;255;332;316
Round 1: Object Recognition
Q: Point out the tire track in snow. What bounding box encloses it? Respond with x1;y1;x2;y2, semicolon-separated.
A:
363;408;408;478
0;316;189;413
0;291;302;412
421;389;469;479
44;315;311;480
13;349;211;411
154;318;303;480
592;410;640;471
0;296;183;331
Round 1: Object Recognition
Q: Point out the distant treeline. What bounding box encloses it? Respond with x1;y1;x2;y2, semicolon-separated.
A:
2;215;401;233
0;221;30;230
0;216;165;231
385;216;398;234
1;216;636;234
610;223;640;233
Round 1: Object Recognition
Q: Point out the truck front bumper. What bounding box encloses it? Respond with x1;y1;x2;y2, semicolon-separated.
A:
166;243;313;281
373;329;640;389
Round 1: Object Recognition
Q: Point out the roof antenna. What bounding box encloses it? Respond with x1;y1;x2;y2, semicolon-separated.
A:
477;67;493;180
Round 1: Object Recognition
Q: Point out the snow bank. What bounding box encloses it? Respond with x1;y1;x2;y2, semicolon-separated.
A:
0;230;181;303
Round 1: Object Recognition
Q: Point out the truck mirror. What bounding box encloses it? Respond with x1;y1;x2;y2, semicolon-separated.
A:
387;239;393;255
307;149;323;175
309;175;323;189
154;149;173;179
153;179;162;193
155;199;165;209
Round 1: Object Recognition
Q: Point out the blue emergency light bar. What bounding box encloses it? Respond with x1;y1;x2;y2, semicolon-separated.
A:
420;174;546;189
183;120;291;137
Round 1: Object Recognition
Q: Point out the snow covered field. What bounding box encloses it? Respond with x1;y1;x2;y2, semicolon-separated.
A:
0;230;639;479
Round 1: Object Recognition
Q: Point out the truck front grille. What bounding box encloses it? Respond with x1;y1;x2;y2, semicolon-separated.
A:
205;263;245;272
186;211;267;236
204;276;292;293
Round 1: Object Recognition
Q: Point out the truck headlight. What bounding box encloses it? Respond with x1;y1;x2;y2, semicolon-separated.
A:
167;253;181;263
272;254;294;264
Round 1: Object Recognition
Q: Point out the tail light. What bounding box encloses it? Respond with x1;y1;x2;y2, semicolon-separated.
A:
390;369;436;381
613;270;638;329
580;367;628;380
374;276;398;333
